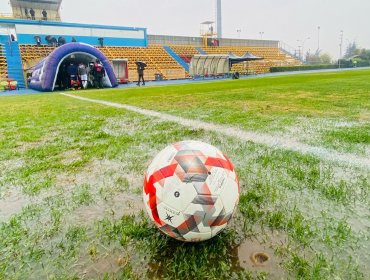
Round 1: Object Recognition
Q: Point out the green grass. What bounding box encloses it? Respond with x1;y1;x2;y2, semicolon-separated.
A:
0;69;369;279
80;69;370;155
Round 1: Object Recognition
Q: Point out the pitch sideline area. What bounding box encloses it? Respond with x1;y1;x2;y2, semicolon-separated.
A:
61;92;370;170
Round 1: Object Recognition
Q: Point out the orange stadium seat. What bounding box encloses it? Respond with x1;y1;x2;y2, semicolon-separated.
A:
0;56;8;81
201;46;301;74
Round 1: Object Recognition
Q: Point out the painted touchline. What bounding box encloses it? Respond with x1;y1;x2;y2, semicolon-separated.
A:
60;93;370;170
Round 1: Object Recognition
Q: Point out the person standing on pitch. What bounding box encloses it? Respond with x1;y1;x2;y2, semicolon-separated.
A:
78;63;88;89
136;62;145;86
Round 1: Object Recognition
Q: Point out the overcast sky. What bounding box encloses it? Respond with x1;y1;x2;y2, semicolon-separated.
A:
1;0;370;58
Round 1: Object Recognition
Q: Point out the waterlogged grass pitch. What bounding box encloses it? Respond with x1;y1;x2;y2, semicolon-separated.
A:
0;70;369;279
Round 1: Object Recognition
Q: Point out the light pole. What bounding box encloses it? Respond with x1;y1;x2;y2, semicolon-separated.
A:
259;31;264;39
339;30;344;59
296;45;302;59
297;37;310;61
317;26;320;51
236;29;241;38
296;40;302;59
339;30;344;68
302;37;310;60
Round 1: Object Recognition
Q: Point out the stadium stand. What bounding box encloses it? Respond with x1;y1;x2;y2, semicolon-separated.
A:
19;44;55;62
20;44;188;80
96;45;186;81
0;44;8;80
201;46;301;74
18;43;300;81
19;44;55;70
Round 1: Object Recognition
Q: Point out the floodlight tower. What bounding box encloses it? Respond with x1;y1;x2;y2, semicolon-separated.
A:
216;0;222;40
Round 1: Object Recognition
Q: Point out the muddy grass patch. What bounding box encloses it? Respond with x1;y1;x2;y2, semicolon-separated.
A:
60;149;83;165
55;158;132;188
279;117;370;156
101;116;155;137
230;231;288;279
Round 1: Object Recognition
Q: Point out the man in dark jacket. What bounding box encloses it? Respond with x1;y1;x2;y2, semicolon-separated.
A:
92;59;105;88
29;8;35;20
136;61;145;86
42;9;47;20
34;35;41;46
57;36;66;46
67;62;78;89
24;8;30;19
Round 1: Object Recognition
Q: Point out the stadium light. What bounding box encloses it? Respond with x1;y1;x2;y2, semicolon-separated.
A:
236;29;241;38
339;30;344;59
339;30;344;68
317;26;320;51
259;31;264;39
297;37;310;61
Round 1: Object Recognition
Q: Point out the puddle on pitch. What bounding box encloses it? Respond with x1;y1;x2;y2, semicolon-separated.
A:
230;232;288;279
0;186;53;222
67;192;144;226
0;189;31;221
74;245;131;279
70;193;146;278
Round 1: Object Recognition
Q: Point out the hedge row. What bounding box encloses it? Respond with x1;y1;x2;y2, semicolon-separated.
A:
270;61;370;73
270;64;338;72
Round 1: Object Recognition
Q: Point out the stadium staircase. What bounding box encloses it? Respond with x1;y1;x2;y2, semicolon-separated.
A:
163;46;189;72
279;47;304;64
168;45;200;63
4;41;26;88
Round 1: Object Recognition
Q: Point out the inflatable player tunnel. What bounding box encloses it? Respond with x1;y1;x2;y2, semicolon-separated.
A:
28;42;118;91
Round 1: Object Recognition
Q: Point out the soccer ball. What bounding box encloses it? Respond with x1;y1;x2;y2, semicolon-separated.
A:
143;140;240;242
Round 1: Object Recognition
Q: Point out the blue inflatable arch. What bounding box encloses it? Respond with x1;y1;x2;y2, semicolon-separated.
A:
29;42;118;91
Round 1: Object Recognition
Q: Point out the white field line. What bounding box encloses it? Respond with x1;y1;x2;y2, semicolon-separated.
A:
61;93;370;170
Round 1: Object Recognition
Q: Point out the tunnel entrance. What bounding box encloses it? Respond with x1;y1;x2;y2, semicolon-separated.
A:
28;43;118;92
54;52;111;90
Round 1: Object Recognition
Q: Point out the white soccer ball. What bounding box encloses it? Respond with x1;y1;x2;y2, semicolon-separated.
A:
143;140;240;242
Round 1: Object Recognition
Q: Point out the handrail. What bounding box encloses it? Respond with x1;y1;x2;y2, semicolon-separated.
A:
279;41;296;54
0;14;61;21
0;13;13;19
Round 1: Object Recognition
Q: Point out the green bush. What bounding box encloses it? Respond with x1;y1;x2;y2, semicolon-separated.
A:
353;59;370;67
270;64;338;72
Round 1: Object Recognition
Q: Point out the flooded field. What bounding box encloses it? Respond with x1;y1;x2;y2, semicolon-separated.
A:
1;71;369;279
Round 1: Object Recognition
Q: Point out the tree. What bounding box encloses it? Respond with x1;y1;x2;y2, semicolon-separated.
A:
358;49;370;60
344;41;360;58
320;53;332;64
306;50;332;64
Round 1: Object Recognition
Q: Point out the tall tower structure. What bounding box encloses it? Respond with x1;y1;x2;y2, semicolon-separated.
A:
216;0;222;39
